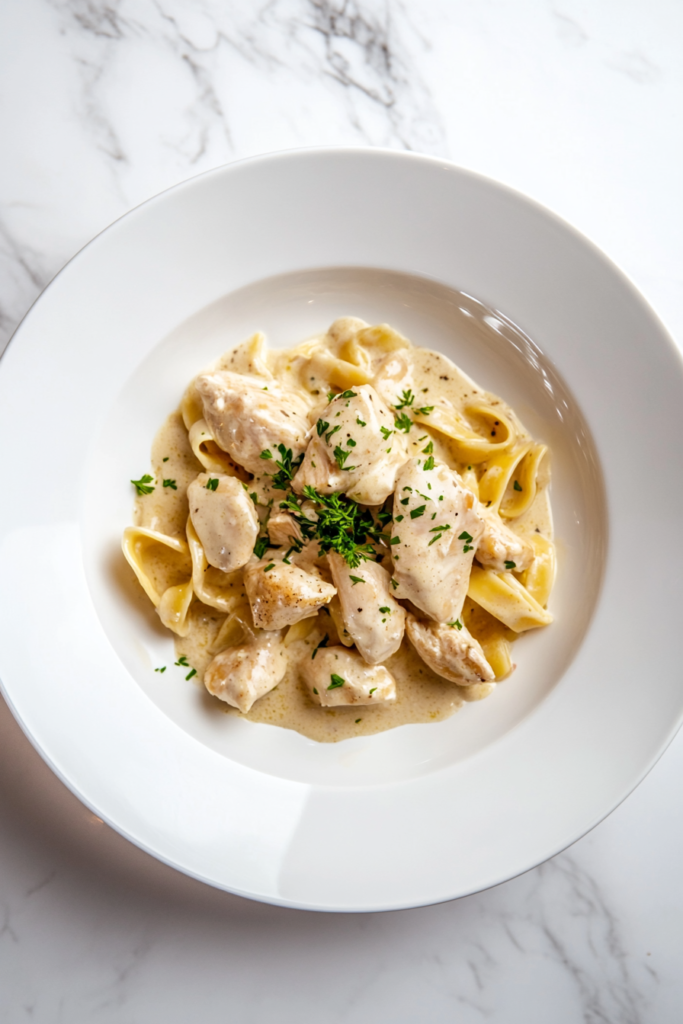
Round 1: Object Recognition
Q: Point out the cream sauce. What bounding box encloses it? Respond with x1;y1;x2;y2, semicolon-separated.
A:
130;322;554;742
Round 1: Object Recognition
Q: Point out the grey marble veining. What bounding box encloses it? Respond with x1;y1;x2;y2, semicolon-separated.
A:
0;0;682;1020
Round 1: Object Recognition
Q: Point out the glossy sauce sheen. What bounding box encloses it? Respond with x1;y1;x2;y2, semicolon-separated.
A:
134;331;552;742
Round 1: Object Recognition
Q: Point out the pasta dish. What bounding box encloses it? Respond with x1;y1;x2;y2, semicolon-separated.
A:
123;318;555;742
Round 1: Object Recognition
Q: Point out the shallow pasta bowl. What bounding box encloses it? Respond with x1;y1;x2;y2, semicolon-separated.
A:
0;149;682;912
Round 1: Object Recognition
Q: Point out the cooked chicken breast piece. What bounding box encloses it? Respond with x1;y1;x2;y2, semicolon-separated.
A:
327;553;405;664
187;473;259;573
476;510;534;573
244;557;336;630
267;511;303;547
406;614;495;685
372;350;414;408
391;457;485;623
196;371;311;474
204;631;288;713
293;384;409;506
300;646;396;707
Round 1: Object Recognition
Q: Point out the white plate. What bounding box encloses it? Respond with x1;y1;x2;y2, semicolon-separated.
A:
1;149;682;912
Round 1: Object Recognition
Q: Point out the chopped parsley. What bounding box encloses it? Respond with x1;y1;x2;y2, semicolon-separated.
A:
390;536;401;545
379;606;390;614
162;478;177;490
505;560;517;570
369;687;377;695
416;405;434;415
421;440;433;454
346;437;357;447
250;491;258;504
423;455;435;471
395;514;404;522
254;535;272;559
259;449;273;460
513;480;522;492
316;418;329;436
312;634;329;659
400;497;410;506
263;562;276;572
356;417;367;427
459;531;473;543
428;524;451;545
380;425;393;441
131;474;155;496
410;504;426;520
355;718;362;723
390;578;399;590
325;424;342;444
349;575;364;585
313;687;319;695
328;673;345;690
162;456;169;462
185;668;197;681
205;477;219;491
394;412;412;433
175;656;189;667
294;486;376;568
448;619;463;630
333;445;355;471
154;666;166;673
394;389;414;409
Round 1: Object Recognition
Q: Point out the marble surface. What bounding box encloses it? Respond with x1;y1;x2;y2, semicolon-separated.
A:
1;0;682;1020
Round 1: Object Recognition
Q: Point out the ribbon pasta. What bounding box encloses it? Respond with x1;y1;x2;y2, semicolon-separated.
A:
122;527;193;636
413;401;516;464
478;442;547;518
467;565;554;633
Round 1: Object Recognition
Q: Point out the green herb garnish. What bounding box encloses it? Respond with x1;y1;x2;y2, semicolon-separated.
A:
263;562;276;572
394;412;412;433
513;480;522;492
423;456;435;471
328;674;345;690
317;419;329;436
410;504;426;520
350;575;364;585
205;477;219;491
131;474;155;496
312;634;329;659
394;389;414;409
448;619;463;630
505;560;516;570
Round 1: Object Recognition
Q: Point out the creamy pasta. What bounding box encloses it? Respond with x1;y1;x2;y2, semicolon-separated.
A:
123;317;555;742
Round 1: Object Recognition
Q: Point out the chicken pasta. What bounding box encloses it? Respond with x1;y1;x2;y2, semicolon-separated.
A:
123;317;556;742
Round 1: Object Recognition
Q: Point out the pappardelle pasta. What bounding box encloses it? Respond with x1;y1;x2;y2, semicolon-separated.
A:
123;317;555;742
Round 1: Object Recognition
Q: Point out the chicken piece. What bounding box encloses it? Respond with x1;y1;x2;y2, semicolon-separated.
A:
187;473;259;573
372;349;414;408
300;646;396;707
293;384;409;505
204;631;288;713
392;458;485;623
267;512;303;548
327;553;405;664
406;614;495;685
244;557;336;630
196;371;311;474
476;510;534;573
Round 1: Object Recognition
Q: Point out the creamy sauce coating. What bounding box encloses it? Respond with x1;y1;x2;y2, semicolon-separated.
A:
129;323;554;742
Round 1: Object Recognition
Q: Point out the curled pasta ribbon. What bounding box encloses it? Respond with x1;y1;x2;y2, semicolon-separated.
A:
467;566;553;633
186;518;246;615
210;605;257;654
122;527;193;636
355;324;411;352
478;442;547;518
181;382;204;431
307;348;372;388
284;618;317;647
188;419;250;479
337;336;373;375
413;402;516;464
521;534;556;608
462;597;514;680
459;466;480;500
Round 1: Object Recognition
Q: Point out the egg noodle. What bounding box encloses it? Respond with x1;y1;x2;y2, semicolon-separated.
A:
123;318;555;742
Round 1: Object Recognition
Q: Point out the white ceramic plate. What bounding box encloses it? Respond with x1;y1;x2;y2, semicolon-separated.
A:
1;149;682;912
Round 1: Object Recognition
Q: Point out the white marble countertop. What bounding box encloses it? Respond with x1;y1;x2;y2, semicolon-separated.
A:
1;1;682;1020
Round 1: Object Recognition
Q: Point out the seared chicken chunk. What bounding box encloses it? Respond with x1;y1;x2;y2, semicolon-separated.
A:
372;350;414;408
300;646;396;706
476;510;534;573
293;385;409;505
188;473;259;573
244;557;336;630
204;631;288;713
392;458;485;623
267;511;303;548
196;371;311;474
328;553;405;664
406;614;495;685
